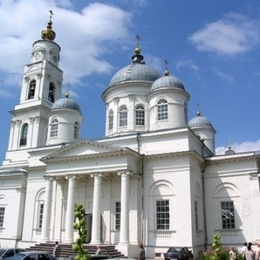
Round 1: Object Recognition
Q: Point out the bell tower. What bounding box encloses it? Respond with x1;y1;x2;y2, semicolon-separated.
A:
7;12;63;152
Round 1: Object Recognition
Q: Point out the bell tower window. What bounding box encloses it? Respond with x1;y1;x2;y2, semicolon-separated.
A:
20;123;28;146
28;80;36;99
48;83;55;103
157;99;168;120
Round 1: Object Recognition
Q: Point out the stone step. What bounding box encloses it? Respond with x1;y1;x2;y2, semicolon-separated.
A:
26;243;124;258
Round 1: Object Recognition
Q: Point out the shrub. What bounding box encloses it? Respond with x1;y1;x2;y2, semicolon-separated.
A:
72;203;90;260
200;234;243;260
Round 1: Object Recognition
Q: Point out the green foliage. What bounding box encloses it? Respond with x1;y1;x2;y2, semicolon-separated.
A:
200;234;243;260
72;203;90;260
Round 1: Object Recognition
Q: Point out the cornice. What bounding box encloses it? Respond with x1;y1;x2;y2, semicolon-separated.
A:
42;149;142;164
206;152;259;164
11;104;51;116
102;80;152;101
144;150;204;163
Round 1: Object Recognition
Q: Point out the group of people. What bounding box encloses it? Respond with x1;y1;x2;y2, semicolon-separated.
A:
241;242;260;260
229;242;260;260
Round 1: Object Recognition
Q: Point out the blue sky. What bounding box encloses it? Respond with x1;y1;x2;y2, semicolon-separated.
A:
0;0;260;163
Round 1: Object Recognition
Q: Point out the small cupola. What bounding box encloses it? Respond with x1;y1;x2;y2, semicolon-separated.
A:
46;92;83;145
148;69;190;131
189;110;216;154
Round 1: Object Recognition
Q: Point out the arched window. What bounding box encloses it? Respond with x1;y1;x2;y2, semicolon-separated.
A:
50;119;58;137
119;105;127;127
48;83;55;103
108;110;114;130
135;104;145;126
213;184;240;230
28;80;36;99
20;123;28;146
35;190;45;230
74;122;79;139
157;99;168;120
0;196;7;228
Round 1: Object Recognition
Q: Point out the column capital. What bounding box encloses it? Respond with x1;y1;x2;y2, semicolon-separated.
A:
117;170;133;177
65;174;78;180
91;172;103;178
43;175;54;181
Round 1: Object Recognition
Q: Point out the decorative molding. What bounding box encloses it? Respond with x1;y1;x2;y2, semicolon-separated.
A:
37;73;43;79
24;76;30;82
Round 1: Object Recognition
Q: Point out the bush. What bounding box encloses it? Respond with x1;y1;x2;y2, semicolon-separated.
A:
200;234;243;260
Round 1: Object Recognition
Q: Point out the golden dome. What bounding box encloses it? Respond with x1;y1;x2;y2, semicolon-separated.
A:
41;11;56;41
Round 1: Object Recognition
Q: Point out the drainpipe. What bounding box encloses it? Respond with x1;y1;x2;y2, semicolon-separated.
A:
136;132;145;243
201;161;208;251
201;139;209;251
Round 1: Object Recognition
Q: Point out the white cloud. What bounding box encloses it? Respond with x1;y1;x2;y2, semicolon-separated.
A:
216;140;260;155
176;59;200;72
189;12;260;56
212;67;234;83
0;0;133;96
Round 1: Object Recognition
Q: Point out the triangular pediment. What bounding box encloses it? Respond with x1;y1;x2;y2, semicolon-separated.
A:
41;139;130;161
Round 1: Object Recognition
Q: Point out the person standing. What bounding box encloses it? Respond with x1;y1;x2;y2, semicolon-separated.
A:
53;241;61;259
138;243;145;260
255;244;260;260
241;242;247;260
229;246;237;260
95;245;103;255
244;245;254;260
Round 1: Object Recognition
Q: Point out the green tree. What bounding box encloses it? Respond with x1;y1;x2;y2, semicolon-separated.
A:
72;203;90;260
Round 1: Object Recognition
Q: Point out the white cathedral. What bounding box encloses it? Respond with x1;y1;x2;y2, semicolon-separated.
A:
0;15;260;259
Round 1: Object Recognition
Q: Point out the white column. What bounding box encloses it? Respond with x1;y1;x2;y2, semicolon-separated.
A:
250;173;260;239
41;176;53;241
118;170;130;245
90;172;102;244
64;175;77;243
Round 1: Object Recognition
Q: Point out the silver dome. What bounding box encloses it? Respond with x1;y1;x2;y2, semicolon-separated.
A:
109;63;160;87
51;97;81;114
189;114;213;128
151;75;185;91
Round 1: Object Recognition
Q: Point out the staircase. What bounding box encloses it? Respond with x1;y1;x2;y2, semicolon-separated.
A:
26;243;125;259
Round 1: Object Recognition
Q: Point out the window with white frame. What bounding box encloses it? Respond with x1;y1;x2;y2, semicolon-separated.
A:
48;83;55;103
119;105;127;127
50;119;58;137
74;122;79;139
28;79;36;99
20;123;28;146
0;207;5;228
221;201;235;229
115;201;121;230
135;104;145;126
108;110;114;130
157;99;168;120
38;202;44;229
156;200;170;230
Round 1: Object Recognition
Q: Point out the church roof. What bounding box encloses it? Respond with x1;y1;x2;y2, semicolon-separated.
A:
151;71;185;91
51;95;82;114
189;112;213;128
41;10;56;41
108;47;160;88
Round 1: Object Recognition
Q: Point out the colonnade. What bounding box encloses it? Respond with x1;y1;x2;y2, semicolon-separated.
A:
41;170;131;245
